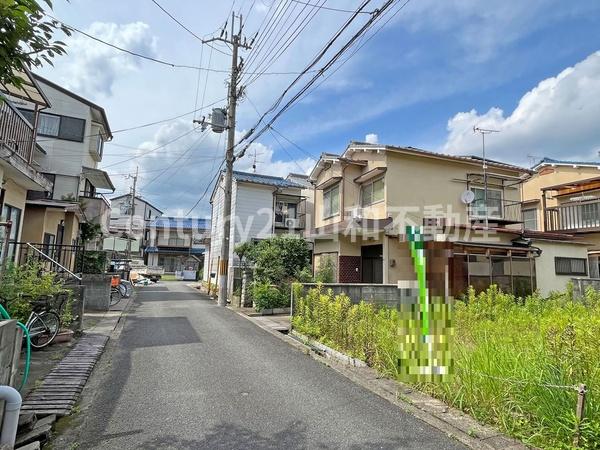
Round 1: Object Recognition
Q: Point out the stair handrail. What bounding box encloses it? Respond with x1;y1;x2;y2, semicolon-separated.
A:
25;242;82;281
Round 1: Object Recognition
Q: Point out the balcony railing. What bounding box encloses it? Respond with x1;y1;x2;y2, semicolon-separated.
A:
546;199;600;232
80;192;111;234
0;99;34;163
468;199;523;224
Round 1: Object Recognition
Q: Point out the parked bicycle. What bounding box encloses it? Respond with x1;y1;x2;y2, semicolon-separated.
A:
24;296;61;349
110;276;133;306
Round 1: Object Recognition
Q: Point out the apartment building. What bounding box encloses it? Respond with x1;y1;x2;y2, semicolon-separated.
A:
15;74;114;255
205;170;313;294
523;158;600;277
309;143;590;296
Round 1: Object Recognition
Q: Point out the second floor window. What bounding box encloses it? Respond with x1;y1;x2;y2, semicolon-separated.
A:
523;209;537;230
361;178;384;206
323;184;340;218
472;187;503;217
19;109;86;142
168;236;186;247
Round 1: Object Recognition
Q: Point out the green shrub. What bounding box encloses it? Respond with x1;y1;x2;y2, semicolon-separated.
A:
0;261;67;322
252;281;288;311
314;257;336;283
81;250;108;274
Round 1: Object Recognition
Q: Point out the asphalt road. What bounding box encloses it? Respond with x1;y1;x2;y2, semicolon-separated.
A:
65;282;465;449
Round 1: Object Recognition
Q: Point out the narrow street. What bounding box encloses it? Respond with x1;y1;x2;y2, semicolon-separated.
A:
61;282;464;449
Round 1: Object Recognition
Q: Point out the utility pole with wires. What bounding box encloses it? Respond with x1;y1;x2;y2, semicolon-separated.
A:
473;127;500;228
125;166;139;262
202;13;251;307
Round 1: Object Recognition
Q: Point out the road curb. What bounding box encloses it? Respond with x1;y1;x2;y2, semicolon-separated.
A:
235;310;529;450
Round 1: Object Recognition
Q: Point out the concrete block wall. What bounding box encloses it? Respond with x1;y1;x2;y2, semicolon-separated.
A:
297;283;419;310
81;274;112;311
571;277;600;299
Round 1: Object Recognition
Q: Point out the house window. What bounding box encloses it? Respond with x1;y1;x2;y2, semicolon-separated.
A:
275;201;298;224
168;236;186;247
555;257;587;276
323;184;340;218
472;187;503;217
361;177;384;206
20;110;86;142
523;209;537;230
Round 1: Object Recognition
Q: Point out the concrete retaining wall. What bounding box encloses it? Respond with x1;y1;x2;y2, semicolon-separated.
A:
571;277;600;299
81;274;111;311
64;285;86;331
297;283;418;310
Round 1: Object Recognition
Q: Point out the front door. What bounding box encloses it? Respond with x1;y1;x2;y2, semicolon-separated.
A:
361;244;383;283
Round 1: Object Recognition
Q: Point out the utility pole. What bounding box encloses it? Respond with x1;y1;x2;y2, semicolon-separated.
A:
126;166;138;261
473;127;499;228
204;13;251;307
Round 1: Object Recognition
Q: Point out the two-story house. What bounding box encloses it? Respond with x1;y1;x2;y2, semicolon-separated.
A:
205;170;313;295
16;74;114;255
105;194;163;259
146;217;210;274
523;158;600;277
309;142;590;296
0;70;54;261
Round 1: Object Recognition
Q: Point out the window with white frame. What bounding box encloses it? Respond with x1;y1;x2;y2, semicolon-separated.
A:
323;183;340;218
523;209;538;230
471;187;503;217
361;177;384;206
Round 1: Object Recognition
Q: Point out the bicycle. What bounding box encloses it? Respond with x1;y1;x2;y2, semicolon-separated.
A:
25;296;61;349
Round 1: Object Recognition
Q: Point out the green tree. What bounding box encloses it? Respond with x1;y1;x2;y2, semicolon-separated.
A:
0;0;70;88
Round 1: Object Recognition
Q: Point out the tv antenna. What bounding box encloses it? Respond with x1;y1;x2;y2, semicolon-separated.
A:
473;127;500;228
251;148;263;173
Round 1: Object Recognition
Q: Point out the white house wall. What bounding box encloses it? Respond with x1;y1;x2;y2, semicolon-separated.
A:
533;240;591;296
32;82;97;177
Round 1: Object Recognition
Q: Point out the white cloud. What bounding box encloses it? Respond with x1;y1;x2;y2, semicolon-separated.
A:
59;22;157;97
442;51;600;165
365;133;378;144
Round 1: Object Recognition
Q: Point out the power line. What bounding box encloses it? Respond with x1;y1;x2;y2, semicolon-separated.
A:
292;0;413;107
185;159;225;216
290;0;375;14
102;127;199;168
150;0;231;56
45;14;312;75
235;0;381;157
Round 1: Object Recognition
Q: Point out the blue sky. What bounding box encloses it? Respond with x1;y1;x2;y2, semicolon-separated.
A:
37;0;600;216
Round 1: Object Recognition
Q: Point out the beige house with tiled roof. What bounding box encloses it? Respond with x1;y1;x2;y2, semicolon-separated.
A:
308;143;590;296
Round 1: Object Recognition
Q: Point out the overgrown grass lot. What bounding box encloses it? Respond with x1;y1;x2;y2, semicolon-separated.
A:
292;284;600;449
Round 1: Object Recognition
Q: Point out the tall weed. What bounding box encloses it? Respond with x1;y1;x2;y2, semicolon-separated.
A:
292;284;600;449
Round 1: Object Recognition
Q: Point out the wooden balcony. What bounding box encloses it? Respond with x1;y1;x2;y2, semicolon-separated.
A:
0;99;34;163
546;199;600;232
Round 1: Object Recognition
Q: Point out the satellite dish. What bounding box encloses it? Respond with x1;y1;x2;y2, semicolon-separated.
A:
461;190;475;204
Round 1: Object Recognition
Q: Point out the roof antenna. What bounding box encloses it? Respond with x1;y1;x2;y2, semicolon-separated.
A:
251;148;263;173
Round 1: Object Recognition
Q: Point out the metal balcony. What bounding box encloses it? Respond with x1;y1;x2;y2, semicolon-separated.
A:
0;99;34;163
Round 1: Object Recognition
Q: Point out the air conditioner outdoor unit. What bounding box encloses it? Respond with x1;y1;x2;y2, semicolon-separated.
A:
284;218;300;228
